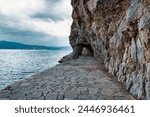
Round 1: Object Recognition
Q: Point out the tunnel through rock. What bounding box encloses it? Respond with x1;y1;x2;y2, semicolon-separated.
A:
59;40;93;63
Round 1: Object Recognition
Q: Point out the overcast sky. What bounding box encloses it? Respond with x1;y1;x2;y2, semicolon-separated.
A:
0;0;72;46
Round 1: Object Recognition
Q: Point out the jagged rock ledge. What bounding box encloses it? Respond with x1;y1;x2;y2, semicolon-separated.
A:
0;56;134;100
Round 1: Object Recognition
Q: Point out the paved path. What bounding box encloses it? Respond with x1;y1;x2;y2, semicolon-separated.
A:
0;57;135;100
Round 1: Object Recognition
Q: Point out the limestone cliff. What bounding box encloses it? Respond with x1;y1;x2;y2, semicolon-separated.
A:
69;0;150;99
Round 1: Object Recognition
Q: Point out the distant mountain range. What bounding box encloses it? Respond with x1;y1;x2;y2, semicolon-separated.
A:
0;41;71;50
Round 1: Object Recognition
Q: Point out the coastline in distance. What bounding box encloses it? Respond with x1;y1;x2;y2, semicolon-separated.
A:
0;40;71;50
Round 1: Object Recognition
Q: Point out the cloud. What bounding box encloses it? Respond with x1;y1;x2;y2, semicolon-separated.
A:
51;0;72;19
0;0;72;46
0;0;45;16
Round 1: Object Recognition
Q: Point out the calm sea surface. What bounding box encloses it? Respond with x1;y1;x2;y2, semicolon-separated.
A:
0;49;71;89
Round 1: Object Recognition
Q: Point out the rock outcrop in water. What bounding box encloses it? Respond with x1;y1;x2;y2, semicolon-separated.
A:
68;0;150;99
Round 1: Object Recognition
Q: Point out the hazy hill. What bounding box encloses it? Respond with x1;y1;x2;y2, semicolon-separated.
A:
0;41;70;50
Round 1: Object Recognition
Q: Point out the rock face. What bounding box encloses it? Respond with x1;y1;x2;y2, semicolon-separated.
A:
70;0;150;99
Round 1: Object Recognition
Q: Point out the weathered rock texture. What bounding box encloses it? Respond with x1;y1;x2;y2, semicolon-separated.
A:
70;0;150;99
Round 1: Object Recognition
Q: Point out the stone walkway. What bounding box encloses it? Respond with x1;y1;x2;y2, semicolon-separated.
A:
0;57;135;100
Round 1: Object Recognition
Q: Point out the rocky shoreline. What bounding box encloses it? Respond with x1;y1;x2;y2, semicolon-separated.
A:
0;56;135;100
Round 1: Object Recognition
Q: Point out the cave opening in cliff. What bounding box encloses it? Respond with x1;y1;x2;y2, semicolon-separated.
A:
71;41;94;59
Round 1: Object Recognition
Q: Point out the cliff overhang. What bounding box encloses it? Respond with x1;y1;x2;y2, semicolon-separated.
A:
68;0;150;99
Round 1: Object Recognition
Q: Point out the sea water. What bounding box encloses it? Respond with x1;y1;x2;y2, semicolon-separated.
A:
0;49;71;89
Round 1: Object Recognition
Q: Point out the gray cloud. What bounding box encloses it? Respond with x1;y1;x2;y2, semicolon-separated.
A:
32;0;72;21
0;0;72;46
